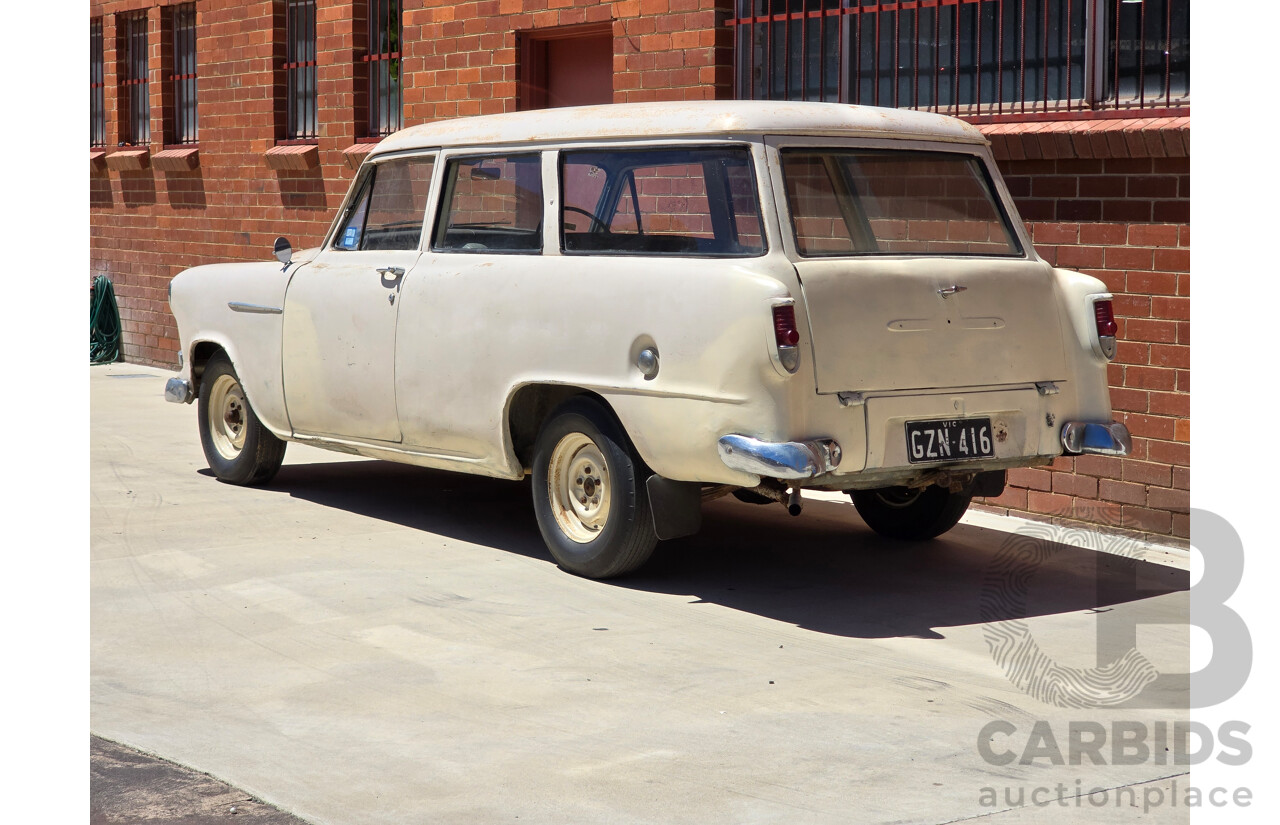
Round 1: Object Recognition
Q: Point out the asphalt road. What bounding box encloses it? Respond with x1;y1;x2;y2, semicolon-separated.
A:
91;363;1191;824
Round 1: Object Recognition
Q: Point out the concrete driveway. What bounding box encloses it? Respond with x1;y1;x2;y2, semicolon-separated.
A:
91;363;1191;824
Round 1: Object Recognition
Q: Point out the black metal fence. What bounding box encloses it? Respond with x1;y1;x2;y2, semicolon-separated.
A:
731;0;1188;120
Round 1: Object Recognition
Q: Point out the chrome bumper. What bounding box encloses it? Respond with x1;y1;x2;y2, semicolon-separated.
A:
1060;421;1131;456
717;434;842;480
165;377;194;404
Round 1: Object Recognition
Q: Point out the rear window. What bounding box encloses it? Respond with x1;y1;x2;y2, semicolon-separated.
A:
560;147;765;257
781;150;1022;258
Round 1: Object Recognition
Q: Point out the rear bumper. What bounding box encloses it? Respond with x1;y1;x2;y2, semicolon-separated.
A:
1060;421;1131;456
717;434;842;480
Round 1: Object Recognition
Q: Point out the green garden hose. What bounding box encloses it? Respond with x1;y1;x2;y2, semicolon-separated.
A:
90;275;122;364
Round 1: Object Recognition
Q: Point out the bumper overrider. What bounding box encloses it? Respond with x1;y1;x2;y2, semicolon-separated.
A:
1060;420;1132;456
165;377;194;404
717;434;842;480
718;419;1130;481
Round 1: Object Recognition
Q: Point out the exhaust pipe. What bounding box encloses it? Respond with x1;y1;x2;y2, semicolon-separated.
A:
787;487;803;516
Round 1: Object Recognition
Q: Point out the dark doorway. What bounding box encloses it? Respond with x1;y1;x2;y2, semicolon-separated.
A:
519;24;613;109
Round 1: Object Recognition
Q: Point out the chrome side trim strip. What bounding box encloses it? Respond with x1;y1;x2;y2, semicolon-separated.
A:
228;301;283;315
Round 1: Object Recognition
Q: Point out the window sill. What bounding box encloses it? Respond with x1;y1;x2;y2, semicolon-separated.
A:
342;141;379;171
106;147;150;172
979;116;1190;162
264;143;319;171
90;149;108;174
153;146;200;172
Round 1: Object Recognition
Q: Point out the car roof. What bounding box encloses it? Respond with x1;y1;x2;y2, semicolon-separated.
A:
370;100;988;158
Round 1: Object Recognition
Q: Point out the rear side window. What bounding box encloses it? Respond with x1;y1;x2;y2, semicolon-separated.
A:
781;150;1022;258
333;155;435;251
434;154;543;253
560;147;765;257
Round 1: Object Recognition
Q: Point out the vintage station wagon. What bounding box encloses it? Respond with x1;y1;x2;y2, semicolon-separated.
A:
165;101;1130;578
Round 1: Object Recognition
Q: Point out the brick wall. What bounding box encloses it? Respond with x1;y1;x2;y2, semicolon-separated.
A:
90;0;734;365
975;129;1190;543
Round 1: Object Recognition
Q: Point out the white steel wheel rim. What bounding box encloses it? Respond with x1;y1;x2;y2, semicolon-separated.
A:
208;373;248;461
547;433;611;544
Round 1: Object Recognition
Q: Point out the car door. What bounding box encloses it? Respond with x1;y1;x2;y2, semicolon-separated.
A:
282;153;436;443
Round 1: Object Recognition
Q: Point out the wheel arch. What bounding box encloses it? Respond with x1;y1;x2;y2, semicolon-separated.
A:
187;339;226;399
186;337;291;439
505;384;637;474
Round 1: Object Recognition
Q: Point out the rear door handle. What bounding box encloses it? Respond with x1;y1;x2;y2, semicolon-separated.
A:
377;266;405;278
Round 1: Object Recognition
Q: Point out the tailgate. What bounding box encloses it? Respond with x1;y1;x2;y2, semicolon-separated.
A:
796;257;1067;394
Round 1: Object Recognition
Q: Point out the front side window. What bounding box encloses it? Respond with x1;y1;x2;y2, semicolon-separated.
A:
365;0;402;137
120;12;150;145
334;156;436;251
434;155;543;253
170;3;198;145
781;150;1022;257
560;147;765;256
285;0;317;140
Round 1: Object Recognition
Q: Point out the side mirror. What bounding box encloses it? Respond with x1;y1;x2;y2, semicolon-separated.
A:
273;236;293;268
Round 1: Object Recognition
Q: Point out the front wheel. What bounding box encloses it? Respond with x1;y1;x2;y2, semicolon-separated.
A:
531;397;657;579
197;352;286;485
850;484;973;540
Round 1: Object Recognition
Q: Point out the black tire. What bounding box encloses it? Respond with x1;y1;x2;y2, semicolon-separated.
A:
850;484;973;540
197;351;287;485
531;397;657;579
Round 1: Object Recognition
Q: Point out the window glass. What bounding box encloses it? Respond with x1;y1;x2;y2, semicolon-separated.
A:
781;150;1022;257
285;0;317;140
363;157;434;249
335;173;373;250
334;156;435;251
560;147;765;257
121;12;150;145
366;0;402;136
171;4;198;145
91;19;105;147
434;155;543;253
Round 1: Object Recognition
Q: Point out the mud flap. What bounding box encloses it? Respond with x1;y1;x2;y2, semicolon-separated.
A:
646;475;702;541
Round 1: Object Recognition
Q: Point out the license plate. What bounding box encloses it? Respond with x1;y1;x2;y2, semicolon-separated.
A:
905;418;994;464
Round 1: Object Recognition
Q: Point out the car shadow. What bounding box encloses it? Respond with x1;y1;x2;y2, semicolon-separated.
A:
257;460;1189;640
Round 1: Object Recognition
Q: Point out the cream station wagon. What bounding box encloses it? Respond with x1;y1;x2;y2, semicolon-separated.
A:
165;101;1130;579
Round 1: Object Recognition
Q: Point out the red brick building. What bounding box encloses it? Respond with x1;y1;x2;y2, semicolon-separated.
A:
88;0;1189;541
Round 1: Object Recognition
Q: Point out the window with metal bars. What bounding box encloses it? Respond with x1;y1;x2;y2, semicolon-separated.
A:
170;3;198;145
91;19;105;147
365;0;403;137
120;12;150;145
285;0;318;141
731;0;1188;119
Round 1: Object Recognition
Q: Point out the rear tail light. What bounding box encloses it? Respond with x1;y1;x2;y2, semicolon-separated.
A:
772;304;801;372
1093;298;1117;360
772;305;800;347
1093;300;1118;337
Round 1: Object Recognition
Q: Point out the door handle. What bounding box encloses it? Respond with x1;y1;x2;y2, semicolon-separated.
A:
377;266;405;277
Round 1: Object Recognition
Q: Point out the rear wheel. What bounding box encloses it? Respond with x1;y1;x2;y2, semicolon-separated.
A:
850;484;973;540
197;352;286;485
531;397;657;579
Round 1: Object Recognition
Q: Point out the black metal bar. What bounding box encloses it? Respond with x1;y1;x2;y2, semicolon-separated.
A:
996;0;1003;113
1041;0;1048;107
1112;0;1120;108
1164;0;1171;105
